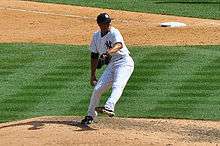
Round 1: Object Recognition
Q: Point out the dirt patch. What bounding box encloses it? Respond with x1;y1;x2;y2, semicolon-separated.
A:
0;0;219;46
0;1;220;145
0;116;220;146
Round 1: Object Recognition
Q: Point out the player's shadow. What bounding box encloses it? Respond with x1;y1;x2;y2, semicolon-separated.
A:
0;120;96;131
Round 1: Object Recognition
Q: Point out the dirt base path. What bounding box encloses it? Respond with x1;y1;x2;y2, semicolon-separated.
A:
0;0;219;46
0;116;220;146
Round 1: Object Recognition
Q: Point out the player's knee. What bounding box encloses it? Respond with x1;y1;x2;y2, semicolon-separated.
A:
94;85;101;92
93;85;104;95
112;84;126;90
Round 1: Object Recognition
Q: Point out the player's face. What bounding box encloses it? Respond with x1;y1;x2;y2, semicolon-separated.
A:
98;23;110;33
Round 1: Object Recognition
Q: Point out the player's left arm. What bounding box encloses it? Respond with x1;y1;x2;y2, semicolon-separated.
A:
106;29;124;55
107;42;123;55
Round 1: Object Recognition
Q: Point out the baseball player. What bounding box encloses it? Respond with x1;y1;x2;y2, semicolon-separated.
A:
81;13;134;125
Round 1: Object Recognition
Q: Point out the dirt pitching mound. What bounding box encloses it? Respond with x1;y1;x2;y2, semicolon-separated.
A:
0;0;219;46
0;116;220;146
0;117;220;146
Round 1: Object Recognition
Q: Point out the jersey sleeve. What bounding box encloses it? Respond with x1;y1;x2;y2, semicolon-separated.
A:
111;29;124;45
90;33;98;53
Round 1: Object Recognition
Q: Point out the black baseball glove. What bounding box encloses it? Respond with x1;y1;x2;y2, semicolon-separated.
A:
96;52;111;69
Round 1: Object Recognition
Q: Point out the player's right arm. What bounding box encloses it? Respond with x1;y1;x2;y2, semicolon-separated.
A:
90;53;98;86
90;33;99;86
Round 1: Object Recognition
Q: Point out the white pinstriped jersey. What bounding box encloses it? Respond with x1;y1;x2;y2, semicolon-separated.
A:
90;27;130;62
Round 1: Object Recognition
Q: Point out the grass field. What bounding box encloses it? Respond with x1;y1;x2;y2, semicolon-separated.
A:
0;43;219;123
33;0;220;19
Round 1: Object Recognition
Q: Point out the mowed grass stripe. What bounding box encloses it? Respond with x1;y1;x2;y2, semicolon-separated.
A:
0;44;220;122
0;43;91;122
126;47;219;95
30;57;92;117
0;44;69;98
117;46;220;120
169;57;220;119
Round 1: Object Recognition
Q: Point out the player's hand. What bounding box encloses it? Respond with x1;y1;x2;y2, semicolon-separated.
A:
90;76;97;86
100;52;110;59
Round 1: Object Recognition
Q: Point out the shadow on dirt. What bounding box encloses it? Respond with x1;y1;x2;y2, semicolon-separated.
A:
180;126;220;142
0;120;96;131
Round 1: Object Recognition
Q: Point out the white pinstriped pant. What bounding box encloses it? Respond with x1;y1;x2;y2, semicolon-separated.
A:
88;55;134;118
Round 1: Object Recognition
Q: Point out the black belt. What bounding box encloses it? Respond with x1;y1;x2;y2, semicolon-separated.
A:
113;57;124;62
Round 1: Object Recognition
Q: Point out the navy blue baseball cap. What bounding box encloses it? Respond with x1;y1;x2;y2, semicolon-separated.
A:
96;13;111;24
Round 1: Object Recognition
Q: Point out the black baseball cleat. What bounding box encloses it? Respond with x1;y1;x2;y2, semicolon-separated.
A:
81;116;93;125
95;107;115;117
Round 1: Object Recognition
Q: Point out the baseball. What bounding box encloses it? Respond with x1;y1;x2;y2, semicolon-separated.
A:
93;81;97;86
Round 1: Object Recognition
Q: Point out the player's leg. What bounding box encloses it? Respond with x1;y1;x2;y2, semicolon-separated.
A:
104;58;134;114
87;65;113;119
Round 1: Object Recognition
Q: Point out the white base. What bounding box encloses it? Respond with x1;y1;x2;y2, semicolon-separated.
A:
160;22;187;27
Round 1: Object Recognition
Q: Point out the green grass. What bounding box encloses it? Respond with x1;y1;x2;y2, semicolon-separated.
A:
0;43;220;123
32;0;220;19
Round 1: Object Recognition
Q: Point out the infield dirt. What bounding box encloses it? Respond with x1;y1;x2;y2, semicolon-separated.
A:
0;0;220;46
0;0;220;146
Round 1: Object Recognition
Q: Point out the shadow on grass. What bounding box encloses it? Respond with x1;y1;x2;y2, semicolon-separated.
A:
0;120;96;131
